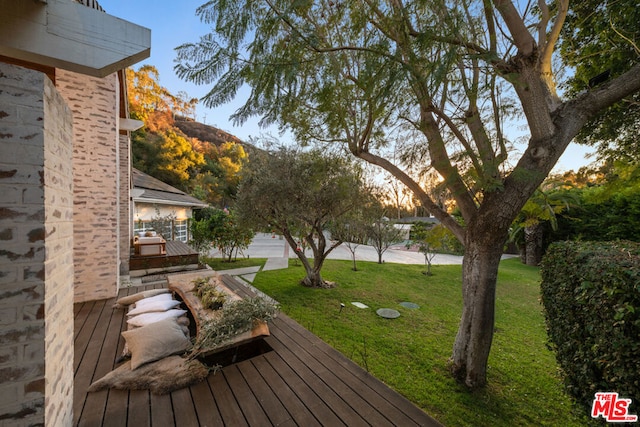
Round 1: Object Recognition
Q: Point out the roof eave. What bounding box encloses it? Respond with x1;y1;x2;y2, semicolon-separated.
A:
0;0;151;78
133;197;209;209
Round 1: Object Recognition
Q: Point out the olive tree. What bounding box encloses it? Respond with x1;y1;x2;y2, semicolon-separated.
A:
176;0;640;388
236;147;364;287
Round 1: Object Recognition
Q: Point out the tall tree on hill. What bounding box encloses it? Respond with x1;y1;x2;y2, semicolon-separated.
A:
132;128;205;191
127;65;197;127
176;0;640;388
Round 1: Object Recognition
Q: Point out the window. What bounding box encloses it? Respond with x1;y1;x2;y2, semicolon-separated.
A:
174;219;188;243
134;219;190;242
134;221;154;237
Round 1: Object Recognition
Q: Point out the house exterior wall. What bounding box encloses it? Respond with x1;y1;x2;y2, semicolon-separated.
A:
119;133;131;275
133;203;193;223
0;63;74;427
55;69;120;303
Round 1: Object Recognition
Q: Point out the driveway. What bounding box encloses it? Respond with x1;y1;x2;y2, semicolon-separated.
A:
210;233;464;265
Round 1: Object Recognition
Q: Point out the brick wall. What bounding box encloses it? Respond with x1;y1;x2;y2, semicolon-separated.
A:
0;63;74;427
56;70;120;303
119;132;131;276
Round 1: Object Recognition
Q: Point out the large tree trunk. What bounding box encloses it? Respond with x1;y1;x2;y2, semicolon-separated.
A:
524;224;543;266
450;231;506;389
281;227;333;288
301;267;324;287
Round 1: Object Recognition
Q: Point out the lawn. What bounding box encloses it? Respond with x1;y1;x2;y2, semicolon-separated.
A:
251;258;588;426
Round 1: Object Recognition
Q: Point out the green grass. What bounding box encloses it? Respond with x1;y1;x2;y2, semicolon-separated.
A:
201;256;267;271
252;258;588;426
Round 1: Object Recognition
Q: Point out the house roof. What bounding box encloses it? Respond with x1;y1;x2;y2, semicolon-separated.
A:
132;168;208;208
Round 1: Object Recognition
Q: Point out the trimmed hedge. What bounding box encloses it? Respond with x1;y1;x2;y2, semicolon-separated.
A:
540;241;640;416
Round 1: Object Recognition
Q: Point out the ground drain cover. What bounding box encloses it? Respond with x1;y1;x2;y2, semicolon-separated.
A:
376;308;400;319
399;302;420;309
351;302;369;309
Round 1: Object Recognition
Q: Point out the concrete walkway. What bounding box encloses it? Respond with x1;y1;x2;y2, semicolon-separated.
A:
208;233;469;283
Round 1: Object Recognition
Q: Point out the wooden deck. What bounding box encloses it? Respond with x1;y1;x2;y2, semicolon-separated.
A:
74;277;442;426
129;240;199;272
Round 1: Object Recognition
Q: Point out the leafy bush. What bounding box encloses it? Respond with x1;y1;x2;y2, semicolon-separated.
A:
190;207;254;260
192;277;227;310
188;297;279;359
540;241;640;416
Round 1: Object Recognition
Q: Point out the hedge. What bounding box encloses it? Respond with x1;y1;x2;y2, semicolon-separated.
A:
540;241;640;417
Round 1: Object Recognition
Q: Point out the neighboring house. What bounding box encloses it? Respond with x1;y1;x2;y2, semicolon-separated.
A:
393;223;413;241
131;168;208;243
394;216;440;240
0;0;150;425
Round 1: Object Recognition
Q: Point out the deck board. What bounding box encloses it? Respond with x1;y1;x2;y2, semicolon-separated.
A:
127;391;151;427
250;355;323;426
188;377;224;427
236;359;293;425
271;315;417;426
264;323;374;427
209;372;249;427
223;364;272;425
74;280;442;426
170;387;199;426
101;390;128;427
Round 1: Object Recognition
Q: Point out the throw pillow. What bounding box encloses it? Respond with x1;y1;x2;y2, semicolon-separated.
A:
126;309;187;328
133;293;174;307
127;299;181;316
115;289;170;307
121;317;190;369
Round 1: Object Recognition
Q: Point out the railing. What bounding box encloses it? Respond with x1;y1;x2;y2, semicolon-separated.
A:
74;0;104;12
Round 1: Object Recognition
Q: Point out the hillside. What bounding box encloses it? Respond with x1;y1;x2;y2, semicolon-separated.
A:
175;116;253;150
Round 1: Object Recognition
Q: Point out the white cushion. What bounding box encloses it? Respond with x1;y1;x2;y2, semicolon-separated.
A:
127;299;181;316
139;236;163;243
134;293;174;307
127;309;188;328
115;289;170;306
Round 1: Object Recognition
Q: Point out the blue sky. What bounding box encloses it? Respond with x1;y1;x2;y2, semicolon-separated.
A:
101;0;595;173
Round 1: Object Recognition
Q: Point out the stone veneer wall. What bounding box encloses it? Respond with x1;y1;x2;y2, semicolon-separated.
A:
56;69;120;302
0;63;74;426
119;132;131;276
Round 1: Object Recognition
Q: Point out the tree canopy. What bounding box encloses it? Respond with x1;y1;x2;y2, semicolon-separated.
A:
176;0;640;388
559;0;640;161
236;147;365;287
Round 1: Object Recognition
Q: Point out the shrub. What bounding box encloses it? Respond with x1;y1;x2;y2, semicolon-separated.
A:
192;277;226;310
189;207;254;260
540;241;640;417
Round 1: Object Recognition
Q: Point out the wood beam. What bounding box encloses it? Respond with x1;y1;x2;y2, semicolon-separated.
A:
0;0;150;78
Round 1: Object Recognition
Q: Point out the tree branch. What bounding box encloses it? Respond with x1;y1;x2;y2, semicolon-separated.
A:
420;110;478;220
566;63;640;125
537;0;549;48
492;0;536;55
354;150;466;243
539;0;568;75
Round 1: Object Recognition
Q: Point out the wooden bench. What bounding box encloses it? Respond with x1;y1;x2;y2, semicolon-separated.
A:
167;271;269;357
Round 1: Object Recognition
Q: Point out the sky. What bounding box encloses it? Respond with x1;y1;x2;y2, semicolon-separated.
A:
100;0;596;173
